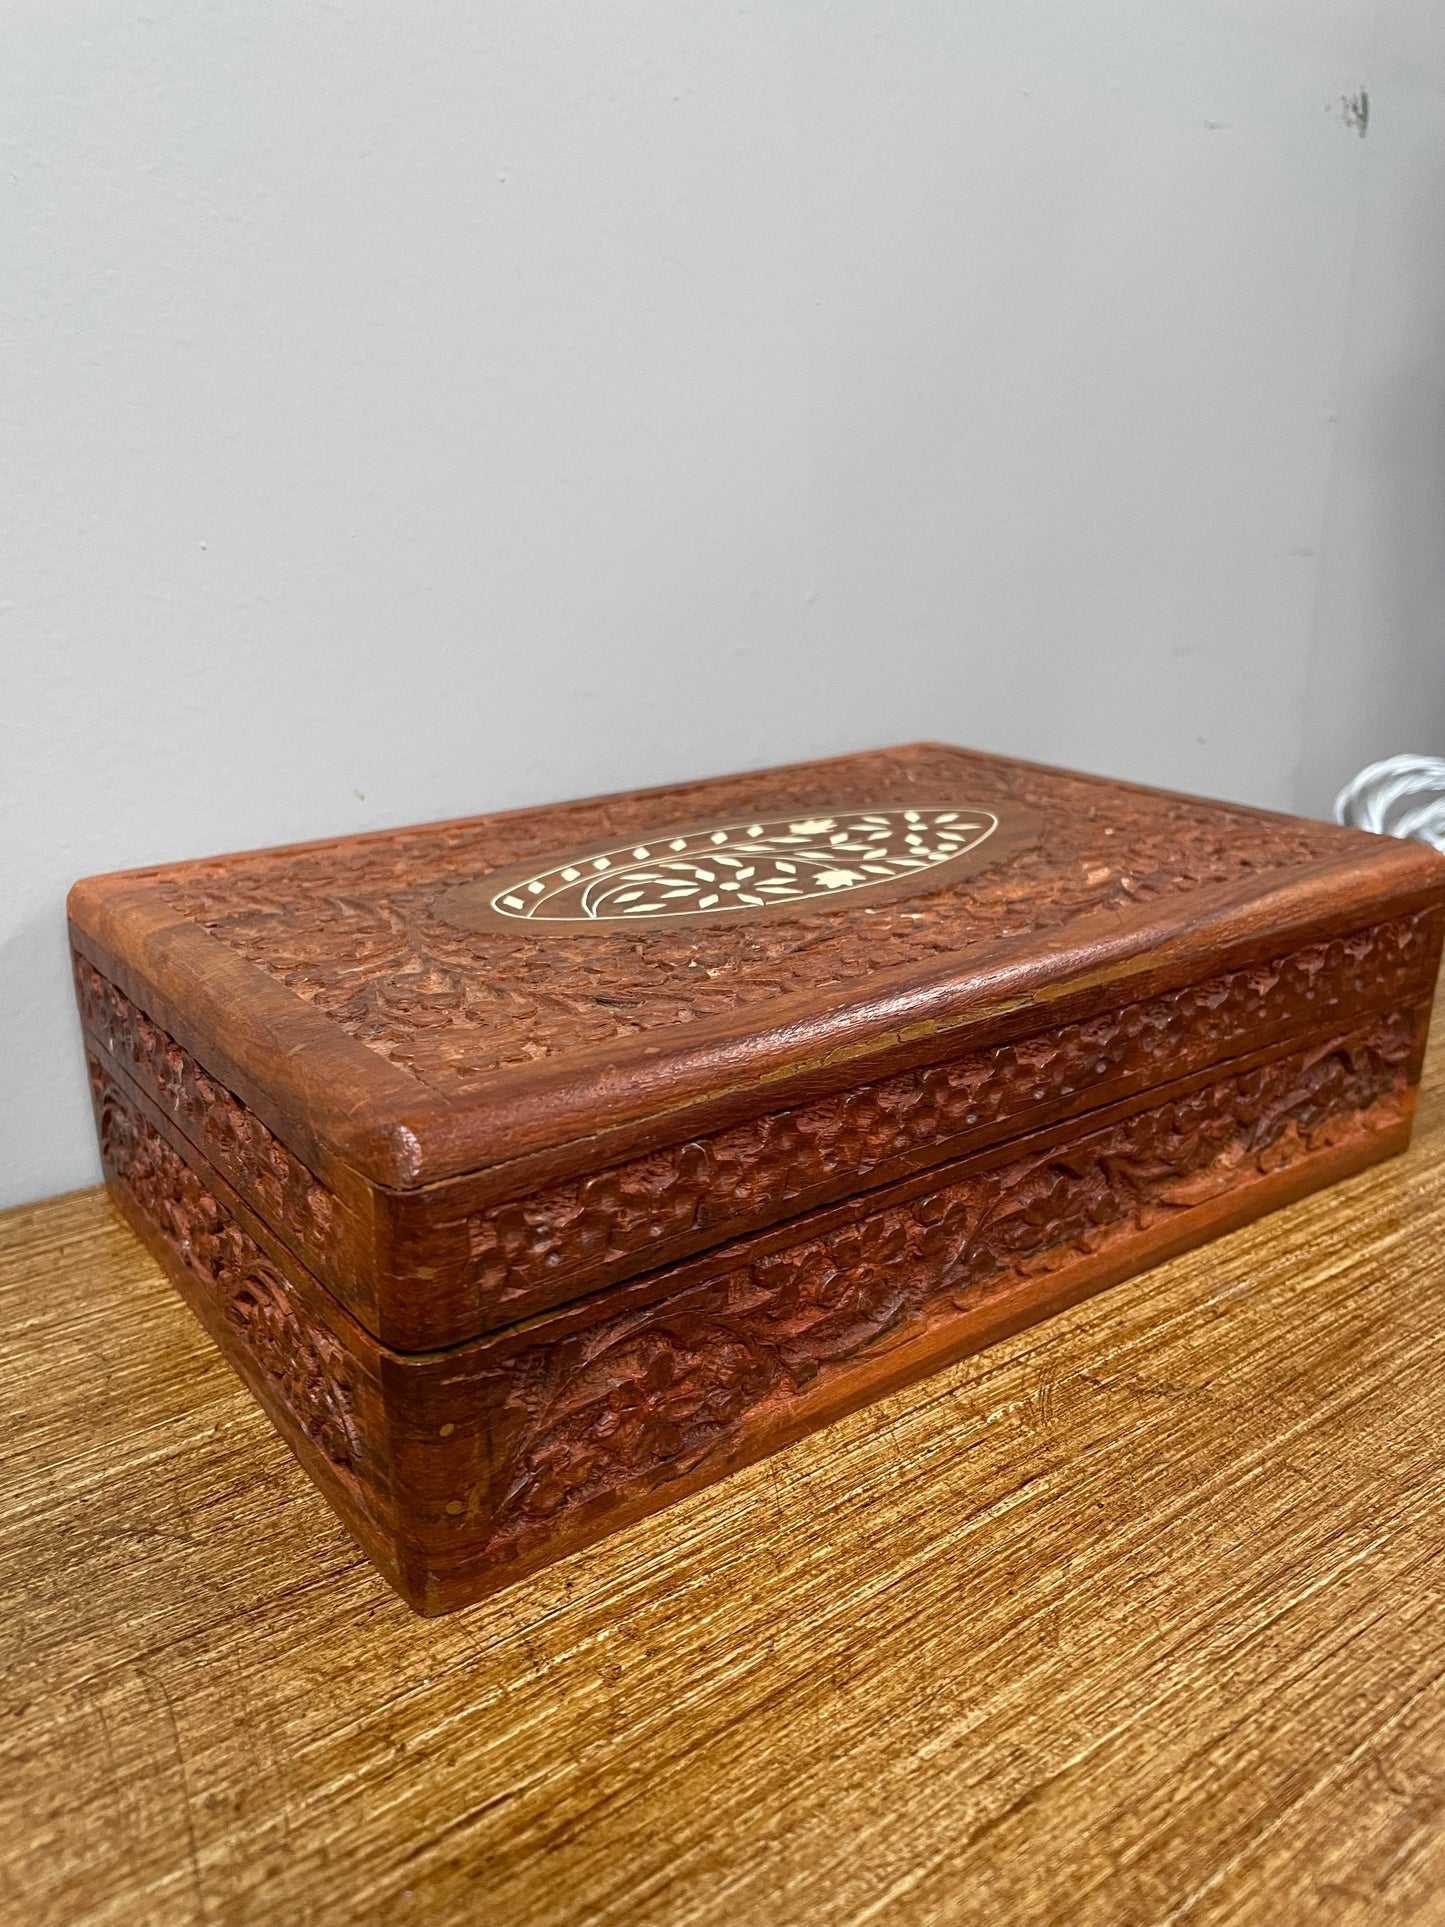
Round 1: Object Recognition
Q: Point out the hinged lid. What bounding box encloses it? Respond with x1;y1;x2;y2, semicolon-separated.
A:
69;742;1445;1349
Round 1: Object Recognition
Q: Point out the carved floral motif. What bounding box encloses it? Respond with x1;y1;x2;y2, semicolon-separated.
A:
150;746;1356;1090
468;914;1435;1304
91;1059;360;1472
483;1013;1414;1543
76;915;1435;1330
76;956;340;1254
86;1002;1419;1567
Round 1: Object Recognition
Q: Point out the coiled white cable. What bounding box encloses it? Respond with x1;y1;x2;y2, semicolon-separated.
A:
1334;754;1445;852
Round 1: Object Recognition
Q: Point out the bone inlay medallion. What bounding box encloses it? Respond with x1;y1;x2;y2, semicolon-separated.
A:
437;805;1040;933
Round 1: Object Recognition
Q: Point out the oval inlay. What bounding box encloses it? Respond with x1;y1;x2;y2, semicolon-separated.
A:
466;807;1004;926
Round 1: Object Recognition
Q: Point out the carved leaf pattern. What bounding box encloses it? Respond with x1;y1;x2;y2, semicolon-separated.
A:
468;915;1436;1305
483;1015;1413;1543
150;747;1352;1089
90;1059;360;1472
76;956;340;1254
76;916;1434;1341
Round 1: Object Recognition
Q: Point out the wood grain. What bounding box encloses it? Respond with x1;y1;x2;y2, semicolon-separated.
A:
74;909;1445;1350
87;1003;1424;1614
7;1002;1445;1921
68;741;1445;1192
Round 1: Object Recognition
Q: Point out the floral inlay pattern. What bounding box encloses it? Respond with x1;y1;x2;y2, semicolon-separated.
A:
479;807;999;923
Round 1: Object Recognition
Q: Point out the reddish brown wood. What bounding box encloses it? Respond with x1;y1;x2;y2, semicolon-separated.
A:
67;741;1445;1611
73;909;1443;1347
89;1009;1418;1614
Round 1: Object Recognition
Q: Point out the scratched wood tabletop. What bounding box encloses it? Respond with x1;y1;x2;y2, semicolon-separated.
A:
6;1025;1445;1927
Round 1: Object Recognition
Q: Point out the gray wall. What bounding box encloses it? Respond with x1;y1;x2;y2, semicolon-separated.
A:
4;2;1443;1208
1297;6;1445;812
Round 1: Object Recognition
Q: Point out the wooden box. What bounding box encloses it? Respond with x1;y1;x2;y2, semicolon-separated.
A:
69;743;1445;1614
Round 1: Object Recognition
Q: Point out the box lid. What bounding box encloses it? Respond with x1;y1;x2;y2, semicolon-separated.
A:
69;743;1445;1344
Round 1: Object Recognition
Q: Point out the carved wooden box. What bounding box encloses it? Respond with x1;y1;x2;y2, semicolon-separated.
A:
69;743;1445;1614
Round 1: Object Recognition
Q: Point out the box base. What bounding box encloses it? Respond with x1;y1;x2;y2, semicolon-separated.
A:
102;1071;1413;1615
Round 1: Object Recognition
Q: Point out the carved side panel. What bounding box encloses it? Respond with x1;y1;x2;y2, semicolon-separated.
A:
90;1056;362;1475
76;955;343;1258
463;914;1437;1307
84;1010;1420;1611
74;915;1439;1350
475;1011;1415;1550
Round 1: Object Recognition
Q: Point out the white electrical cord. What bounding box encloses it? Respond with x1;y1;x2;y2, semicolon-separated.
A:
1334;754;1445;852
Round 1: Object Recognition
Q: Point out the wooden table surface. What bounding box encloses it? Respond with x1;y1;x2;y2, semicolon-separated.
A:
6;1025;1445;1927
